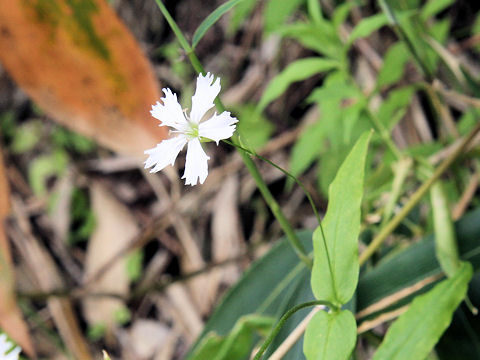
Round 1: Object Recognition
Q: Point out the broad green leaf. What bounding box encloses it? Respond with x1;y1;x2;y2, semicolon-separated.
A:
420;0;454;20
258;58;340;112
187;231;313;357
347;13;389;47
436;272;480;359
190;315;274;360
304;310;357;360
264;270;316;359
357;208;480;317
373;262;473;360
264;0;304;33
430;181;460;277
192;0;245;48
311;132;371;305
377;43;409;87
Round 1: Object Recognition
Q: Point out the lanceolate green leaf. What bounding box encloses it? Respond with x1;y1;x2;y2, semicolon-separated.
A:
347;13;389;47
264;0;304;33
257;58;340;112
430;180;460;277
373;262;473;360
192;0;245;49
303;310;357;360
190;315;274;360
187;231;313;357
357;208;480;317
311;132;371;305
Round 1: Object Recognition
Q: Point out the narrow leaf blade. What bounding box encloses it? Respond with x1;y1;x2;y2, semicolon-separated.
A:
373;262;473;360
311;132;371;305
192;0;245;48
258;58;339;112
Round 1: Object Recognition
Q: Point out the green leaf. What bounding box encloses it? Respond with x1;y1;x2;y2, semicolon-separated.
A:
436;272;480;359
357;208;480;317
290;121;326;179
29;150;69;196
235;104;275;150
187;231;313;357
304;310;357;360
126;250;144;281
377;43;410;87
347;13;389;47
420;0;454;20
377;86;415;131
332;2;354;30
311;132;371;305
258;58;340;112
192;0;245;49
430;181;460;278
264;0;304;33
373;262;473;360
11;120;42;154
277;22;343;59
190;315;274;360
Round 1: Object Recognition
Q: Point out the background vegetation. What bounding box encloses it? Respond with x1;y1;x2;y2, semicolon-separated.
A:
0;0;480;359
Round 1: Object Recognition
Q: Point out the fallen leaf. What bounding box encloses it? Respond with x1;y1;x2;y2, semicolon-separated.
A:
0;0;167;156
82;182;138;336
10;197;92;360
0;147;35;357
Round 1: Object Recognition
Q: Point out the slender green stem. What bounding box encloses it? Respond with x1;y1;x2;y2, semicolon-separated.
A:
359;120;480;265
223;140;322;225
155;0;312;268
154;0;192;53
224;139;338;280
236;142;312;267
253;300;335;360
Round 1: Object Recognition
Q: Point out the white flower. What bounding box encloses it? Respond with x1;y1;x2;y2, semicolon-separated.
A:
0;334;21;360
144;72;238;186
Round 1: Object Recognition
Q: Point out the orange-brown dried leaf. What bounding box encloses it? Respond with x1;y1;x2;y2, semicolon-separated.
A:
0;0;167;156
0;148;35;357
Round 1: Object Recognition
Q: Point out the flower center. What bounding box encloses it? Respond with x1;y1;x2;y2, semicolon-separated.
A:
185;121;199;139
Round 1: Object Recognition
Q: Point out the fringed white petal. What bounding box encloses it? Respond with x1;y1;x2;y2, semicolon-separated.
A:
199;111;238;144
190;72;221;124
144;135;187;173
150;88;188;132
0;334;20;360
182;138;210;186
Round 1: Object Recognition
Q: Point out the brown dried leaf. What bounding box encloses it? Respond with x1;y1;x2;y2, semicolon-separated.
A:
11;197;92;359
0;148;35;357
82;183;138;335
0;0;167;156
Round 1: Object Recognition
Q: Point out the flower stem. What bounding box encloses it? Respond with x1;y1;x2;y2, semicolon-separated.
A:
253;300;335;360
155;0;312;269
223;140;322;225
359;120;480;265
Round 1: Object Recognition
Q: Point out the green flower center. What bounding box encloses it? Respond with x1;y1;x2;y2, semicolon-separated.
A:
186;122;199;139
